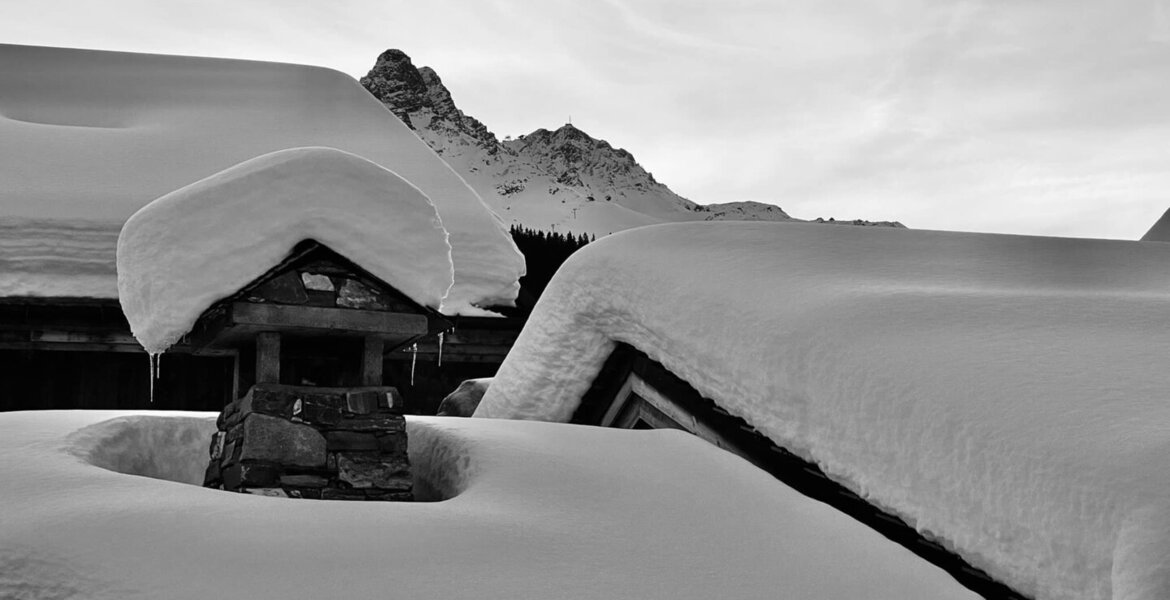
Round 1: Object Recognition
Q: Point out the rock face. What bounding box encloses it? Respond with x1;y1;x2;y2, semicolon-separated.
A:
204;384;413;501
360;50;500;151
360;49;905;236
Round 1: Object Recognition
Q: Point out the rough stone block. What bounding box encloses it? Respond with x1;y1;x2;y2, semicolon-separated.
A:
239;414;327;468
300;402;342;426
375;433;409;455
326;431;380;452
209;431;225;460
250;271;308;305
203;460;222;488
221;440;238;466
300;272;335;292
286;487;323;499
244;487;290;498
225;423;244;444
222;463;280;489
337;279;389;310
209;384;412;502
248;385;400;412
337;453;412;490
335;414;406;433
320;488;369;501
279;474;329;488
379;388;404;411
365;490;414;502
345;390;380;415
243;387;298;420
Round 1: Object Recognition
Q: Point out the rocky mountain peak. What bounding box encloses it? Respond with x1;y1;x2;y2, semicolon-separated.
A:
360;49;428;127
358;48;901;235
417;67;458;119
361;49;500;151
504;123;663;190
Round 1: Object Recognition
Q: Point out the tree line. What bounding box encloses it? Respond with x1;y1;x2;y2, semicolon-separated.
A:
504;225;595;316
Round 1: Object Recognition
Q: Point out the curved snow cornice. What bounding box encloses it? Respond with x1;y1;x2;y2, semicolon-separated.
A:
117;147;453;355
0;44;523;312
478;221;1170;600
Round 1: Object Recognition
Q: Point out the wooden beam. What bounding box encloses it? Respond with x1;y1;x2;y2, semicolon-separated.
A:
0;341;145;354
256;332;280;384
388;343;510;358
0;338;235;356
385;353;506;364
0;329;139;346
361;336;384;386
231;303;427;336
599;375;636;428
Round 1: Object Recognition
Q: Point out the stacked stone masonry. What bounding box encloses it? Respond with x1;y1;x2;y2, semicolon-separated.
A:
204;383;413;501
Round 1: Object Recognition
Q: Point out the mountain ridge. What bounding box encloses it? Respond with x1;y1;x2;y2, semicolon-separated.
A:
360;49;903;235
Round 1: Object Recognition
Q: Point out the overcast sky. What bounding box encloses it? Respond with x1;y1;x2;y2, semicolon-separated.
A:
4;0;1169;239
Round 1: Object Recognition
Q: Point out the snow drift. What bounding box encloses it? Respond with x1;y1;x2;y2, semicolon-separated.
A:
0;44;523;312
116;147;452;355
476;221;1170;600
0;411;975;599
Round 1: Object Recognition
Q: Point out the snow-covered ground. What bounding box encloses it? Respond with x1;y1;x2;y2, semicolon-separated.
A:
117;147;453;355
477;221;1170;600
0;44;523;313
0;411;976;600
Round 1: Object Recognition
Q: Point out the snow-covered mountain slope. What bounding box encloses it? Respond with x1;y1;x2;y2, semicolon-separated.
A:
361;49;903;236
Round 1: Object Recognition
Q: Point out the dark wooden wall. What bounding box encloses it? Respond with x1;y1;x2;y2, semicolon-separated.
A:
0;301;519;414
383;358;498;415
0;349;234;411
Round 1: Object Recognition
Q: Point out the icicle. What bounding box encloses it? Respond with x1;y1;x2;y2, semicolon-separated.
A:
147;353;159;404
437;332;444;367
410;343;418;386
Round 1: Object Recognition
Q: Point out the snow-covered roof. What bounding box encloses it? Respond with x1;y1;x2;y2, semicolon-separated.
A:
0;44;523;313
0;411;977;599
476;221;1170;600
1140;207;1170;241
117;147;453;355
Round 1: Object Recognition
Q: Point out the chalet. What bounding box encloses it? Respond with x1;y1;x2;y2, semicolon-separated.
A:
0;44;524;412
476;221;1170;600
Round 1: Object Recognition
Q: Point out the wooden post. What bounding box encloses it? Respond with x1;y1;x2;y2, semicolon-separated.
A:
230;351;240;402
361;336;384;386
256;332;281;384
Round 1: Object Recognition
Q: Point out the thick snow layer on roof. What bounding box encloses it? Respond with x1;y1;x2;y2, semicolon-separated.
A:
0;44;523;312
117;147;452;355
476;222;1170;600
0;411;976;599
0;218;119;298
